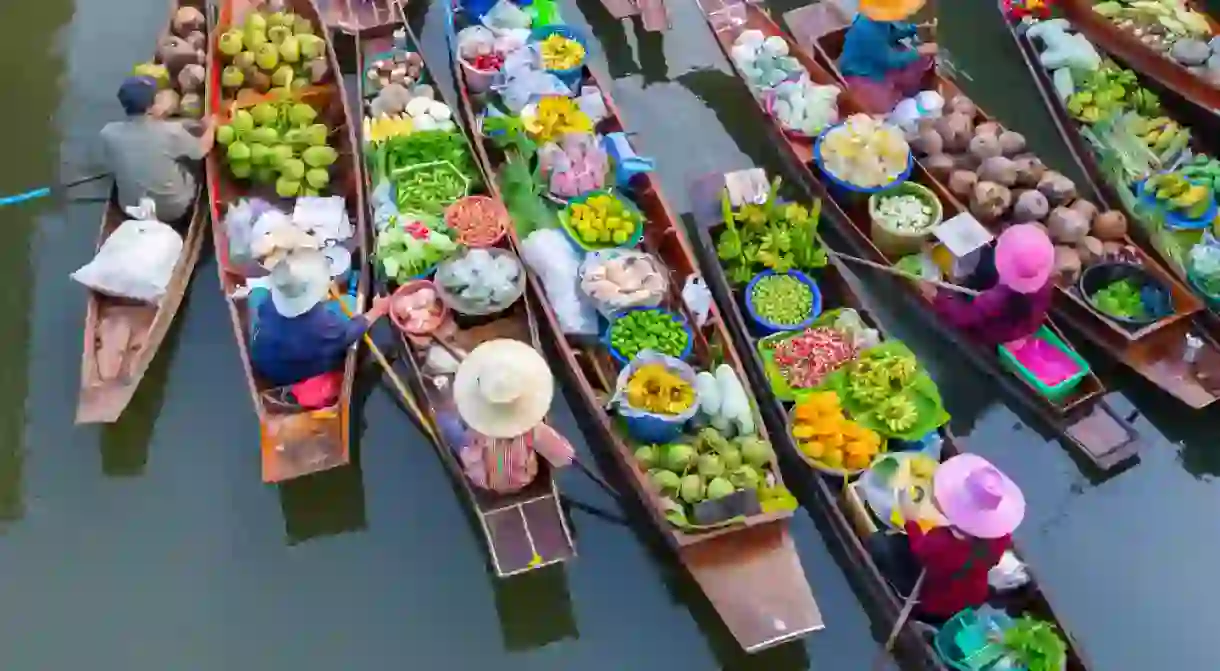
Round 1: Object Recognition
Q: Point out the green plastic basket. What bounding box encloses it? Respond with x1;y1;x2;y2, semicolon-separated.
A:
557;190;644;251
996;325;1090;404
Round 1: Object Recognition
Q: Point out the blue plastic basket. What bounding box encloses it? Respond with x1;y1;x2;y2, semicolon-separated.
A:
530;24;587;89
623;412;686;444
603;307;694;365
744;270;822;334
1136;177;1217;231
813;123;914;200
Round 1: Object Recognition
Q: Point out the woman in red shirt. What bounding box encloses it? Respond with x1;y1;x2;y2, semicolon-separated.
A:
883;454;1026;625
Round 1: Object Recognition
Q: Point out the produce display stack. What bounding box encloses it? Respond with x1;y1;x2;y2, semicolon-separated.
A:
452;7;800;530
1020;15;1220;306
729;30;843;137
132;6;209;120
711;172;950;477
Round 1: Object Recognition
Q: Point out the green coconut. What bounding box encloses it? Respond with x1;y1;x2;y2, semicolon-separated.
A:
226;141;251;163
271;65;295;88
706;477;736;500
281;158;306;181
247;143;271;166
216;125;237;146
247;126;279;146
304;168;330;190
738;436;773;468
634;445;658;470
269;144;294;168
696;453;724;479
302;144;337;167
276;175;301;198
279;35;301;63
663;443;696;472
218;30;244;56
228;160;252;179
679;474;705;504
231;109;255;133
250;103;278;126
650;469;681;495
255;43;279;71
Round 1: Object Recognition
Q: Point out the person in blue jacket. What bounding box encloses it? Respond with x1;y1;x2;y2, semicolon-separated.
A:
838;0;937;113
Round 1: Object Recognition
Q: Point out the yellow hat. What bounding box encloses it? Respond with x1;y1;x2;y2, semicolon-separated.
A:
858;0;926;21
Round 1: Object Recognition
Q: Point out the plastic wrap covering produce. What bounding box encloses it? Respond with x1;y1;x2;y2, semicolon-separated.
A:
1190;236;1220;297
223;197;276;271
579;249;667;316
888;91;944;133
730;30;803;90
71;199;184;304
435;248;523;313
520;228;599;335
498;47;572;114
768;77;841;137
820;114;910;188
539;133;608;199
482;0;532;30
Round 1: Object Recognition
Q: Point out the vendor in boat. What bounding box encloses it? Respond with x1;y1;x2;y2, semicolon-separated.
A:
99;76;216;224
920;224;1055;349
249;248;390;389
838;0;937;114
890;454;1025;625
451;339;575;493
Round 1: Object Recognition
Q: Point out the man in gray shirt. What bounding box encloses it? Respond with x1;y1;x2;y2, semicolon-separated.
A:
99;76;216;224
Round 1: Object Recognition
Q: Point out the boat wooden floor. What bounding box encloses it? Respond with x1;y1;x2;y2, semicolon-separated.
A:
786;0;1220;411
694;0;1140;471
346;13;576;576
316;0;398;31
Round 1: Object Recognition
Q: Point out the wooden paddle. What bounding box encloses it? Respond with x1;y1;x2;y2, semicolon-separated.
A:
825;249;981;297
871;569;928;670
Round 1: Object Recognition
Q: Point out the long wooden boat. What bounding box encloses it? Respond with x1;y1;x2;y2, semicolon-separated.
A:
1003;13;1220;323
446;5;823;651
788;1;1220;411
1057;0;1220;115
315;0;397;32
337;11;576;577
694;0;1140;471
687;168;1094;671
205;0;368;483
77;0;211;424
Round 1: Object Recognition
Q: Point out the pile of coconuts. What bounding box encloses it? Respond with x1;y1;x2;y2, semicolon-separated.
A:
909;94;1137;285
130;6;209;119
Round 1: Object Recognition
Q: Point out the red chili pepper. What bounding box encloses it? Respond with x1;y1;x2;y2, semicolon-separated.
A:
404;221;431;240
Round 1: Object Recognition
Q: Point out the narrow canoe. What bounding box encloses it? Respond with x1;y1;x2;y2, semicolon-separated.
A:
687;168;1094;671
77;0;211;424
446;4;823;651
693;0;1140;471
1056;0;1220;115
1003;12;1220;333
789;0;1220;411
340;12;576;577
205;0;368;483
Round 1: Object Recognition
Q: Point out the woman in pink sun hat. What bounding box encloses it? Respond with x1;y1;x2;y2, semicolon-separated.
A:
921;223;1056;349
889;453;1026;624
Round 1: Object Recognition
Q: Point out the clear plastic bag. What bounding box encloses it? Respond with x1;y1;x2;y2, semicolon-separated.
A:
1189;234;1220;296
988;551;1031;592
457;26;496;60
482;0;531;30
682;276;712;328
833;308;882;350
224;198;275;270
579;249;668;316
520;229;599;335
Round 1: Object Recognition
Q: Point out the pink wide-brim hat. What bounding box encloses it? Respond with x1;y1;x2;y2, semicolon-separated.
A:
933;454;1025;539
994;223;1055;294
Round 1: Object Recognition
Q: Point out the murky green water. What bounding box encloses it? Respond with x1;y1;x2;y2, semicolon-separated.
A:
1;0;1218;668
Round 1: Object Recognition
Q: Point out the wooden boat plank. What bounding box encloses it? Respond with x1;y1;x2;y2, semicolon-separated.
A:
76;0;211;425
206;0;365;483
785;1;1220;410
446;2;818;644
1059;0;1220;114
694;0;1141;470
686;167;1094;670
347;7;576;575
315;0;398;31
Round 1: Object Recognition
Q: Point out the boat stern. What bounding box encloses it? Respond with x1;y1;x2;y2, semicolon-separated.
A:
259;404;351;483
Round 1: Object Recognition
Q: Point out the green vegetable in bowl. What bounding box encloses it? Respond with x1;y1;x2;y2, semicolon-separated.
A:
751;274;813;325
376;216;458;282
1093;278;1147;320
874;193;935;232
608;309;690;360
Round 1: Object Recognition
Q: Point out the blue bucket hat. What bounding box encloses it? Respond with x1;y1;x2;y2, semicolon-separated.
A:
117;76;159;115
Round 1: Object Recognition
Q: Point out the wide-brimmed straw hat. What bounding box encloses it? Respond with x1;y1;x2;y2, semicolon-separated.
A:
994;223;1055;294
858;0;926;21
453;339;554;439
933;454;1025;539
268;249;331;318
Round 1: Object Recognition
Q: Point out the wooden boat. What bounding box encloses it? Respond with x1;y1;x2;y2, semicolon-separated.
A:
787;0;1220;412
337;11;576;577
694;0;1140;471
1057;0;1220;115
204;0;367;483
1003;12;1220;325
687;168;1094;671
315;0;398;32
447;5;823;651
77;0;211;424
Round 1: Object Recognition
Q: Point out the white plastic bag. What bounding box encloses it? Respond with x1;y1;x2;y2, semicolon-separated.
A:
224;197;275;269
71;199;183;304
520;229;598;335
682;276;712;328
482;0;531;30
293;196;351;245
988;551;1031;591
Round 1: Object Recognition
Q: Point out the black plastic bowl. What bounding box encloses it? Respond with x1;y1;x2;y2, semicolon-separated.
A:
1078;261;1173;327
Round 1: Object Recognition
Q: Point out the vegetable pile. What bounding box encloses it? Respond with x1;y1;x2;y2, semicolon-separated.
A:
730;31;803;90
608;309;690;360
381;130;482;215
217;9;330;98
820;114;911;189
131;6;208;119
872;192;936;233
750;273;815;327
540;133;608;199
565;192;640;247
445;196;508;247
1145;171;1213;220
435;249;524;313
580;251;667;313
1066;67;1163;124
772;326;857;389
217;101;339;197
1094;0;1213;70
791;391;882;472
769;78;842;137
1091;277;1149;320
716;178;827;284
376;214;458;282
624;363;696;415
365;51;425;98
523;96;593;143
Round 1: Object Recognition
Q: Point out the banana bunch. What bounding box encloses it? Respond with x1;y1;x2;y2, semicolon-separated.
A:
873;395;919;434
362;114;414;145
1181;154;1220;193
1147;171;1213;218
1131;115;1191;157
1066;67;1160;124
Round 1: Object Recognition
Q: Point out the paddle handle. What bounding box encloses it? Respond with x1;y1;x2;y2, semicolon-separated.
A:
0;172;110;208
826;250;980;297
871;569;928;670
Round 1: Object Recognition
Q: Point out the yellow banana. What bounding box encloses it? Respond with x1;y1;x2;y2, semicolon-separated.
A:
1170;184;1209;209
